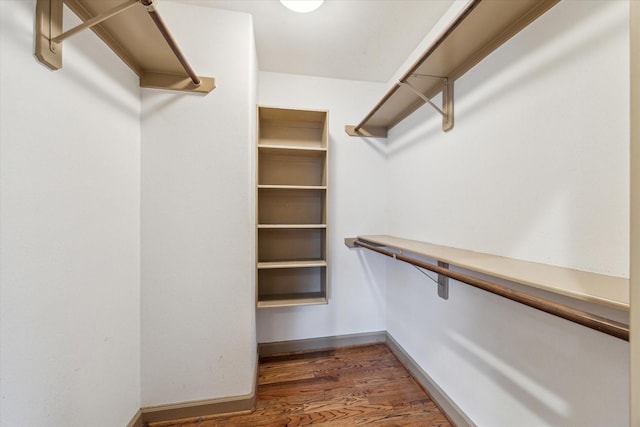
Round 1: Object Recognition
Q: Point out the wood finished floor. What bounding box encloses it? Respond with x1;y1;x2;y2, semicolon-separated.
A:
148;344;452;427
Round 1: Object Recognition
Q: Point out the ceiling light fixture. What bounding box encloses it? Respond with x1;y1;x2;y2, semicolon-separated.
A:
280;0;324;13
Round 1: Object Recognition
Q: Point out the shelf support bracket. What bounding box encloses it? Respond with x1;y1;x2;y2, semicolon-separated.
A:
344;124;388;138
346;237;449;300
34;0;215;94
399;76;454;132
35;0;63;70
36;0;138;70
437;261;449;300
53;0;139;44
344;237;358;248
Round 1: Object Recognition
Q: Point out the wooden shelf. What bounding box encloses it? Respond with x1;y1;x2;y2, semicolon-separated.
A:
258;148;327;187
258;145;327;153
345;0;560;137
257;268;327;307
258;260;328;269
256;106;329;308
257;294;328;309
257;224;327;229
258;185;327;190
259;107;328;149
258;228;326;263
357;235;629;310
258;188;326;225
36;0;214;93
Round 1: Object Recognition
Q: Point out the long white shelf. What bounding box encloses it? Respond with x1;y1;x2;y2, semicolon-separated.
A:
357;235;629;311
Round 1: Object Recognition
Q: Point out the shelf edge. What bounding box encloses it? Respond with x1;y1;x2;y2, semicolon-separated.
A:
257;260;327;269
257;297;328;309
357;234;629;311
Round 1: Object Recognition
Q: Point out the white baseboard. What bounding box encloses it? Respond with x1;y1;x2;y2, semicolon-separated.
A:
258;331;387;356
384;332;475;427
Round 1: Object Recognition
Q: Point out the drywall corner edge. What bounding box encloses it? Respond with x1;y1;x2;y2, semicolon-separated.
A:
629;1;640;425
139;351;259;424
126;410;143;427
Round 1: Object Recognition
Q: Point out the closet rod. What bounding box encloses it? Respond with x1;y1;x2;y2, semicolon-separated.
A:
140;0;201;86
352;238;629;341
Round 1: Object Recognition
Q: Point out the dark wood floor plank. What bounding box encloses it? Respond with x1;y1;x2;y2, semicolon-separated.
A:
147;344;452;427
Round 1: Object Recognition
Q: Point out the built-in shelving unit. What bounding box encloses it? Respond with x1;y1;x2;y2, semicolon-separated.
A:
35;0;214;93
352;235;629;311
345;0;560;137
256;107;329;308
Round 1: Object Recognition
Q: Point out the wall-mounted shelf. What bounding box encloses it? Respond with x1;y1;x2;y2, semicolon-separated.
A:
35;0;215;94
351;235;629;311
346;235;629;341
345;0;559;137
256;107;329;308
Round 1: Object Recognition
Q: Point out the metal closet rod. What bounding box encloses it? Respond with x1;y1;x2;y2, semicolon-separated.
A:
139;0;201;86
352;239;629;341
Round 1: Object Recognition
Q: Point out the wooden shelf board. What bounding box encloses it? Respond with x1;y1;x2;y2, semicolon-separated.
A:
358;235;629;310
258;224;327;229
258;185;327;190
60;0;214;93
347;0;560;135
257;294;328;309
258;144;327;153
259;107;328;126
258;260;327;270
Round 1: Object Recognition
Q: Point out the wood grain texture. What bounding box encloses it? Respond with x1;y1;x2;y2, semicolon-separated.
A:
146;344;452;427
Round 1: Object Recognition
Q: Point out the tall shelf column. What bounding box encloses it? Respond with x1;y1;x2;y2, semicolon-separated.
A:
256;106;329;308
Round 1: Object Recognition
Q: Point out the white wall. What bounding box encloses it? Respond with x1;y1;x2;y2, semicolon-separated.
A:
141;3;257;406
256;72;389;343
0;2;141;426
383;1;630;426
388;1;629;276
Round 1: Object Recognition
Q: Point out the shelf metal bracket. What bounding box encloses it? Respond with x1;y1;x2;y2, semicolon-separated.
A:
35;0;63;70
399;74;454;132
345;237;449;300
34;0;215;94
344;237;358;248
437;261;449;300
36;0;138;70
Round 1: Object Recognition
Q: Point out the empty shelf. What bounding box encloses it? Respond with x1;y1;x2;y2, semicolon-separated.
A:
357;235;629;310
346;0;559;137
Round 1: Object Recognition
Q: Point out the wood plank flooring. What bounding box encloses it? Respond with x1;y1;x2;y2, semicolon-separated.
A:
147;344;452;427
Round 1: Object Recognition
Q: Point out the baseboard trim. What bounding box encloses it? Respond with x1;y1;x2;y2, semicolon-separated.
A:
138;348;259;425
141;392;255;424
385;332;475;427
258;331;387;357
126;409;143;427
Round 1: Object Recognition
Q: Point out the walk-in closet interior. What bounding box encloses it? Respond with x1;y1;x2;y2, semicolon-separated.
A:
0;0;638;426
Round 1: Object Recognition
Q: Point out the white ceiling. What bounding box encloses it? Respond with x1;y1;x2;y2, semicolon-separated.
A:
170;0;454;83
